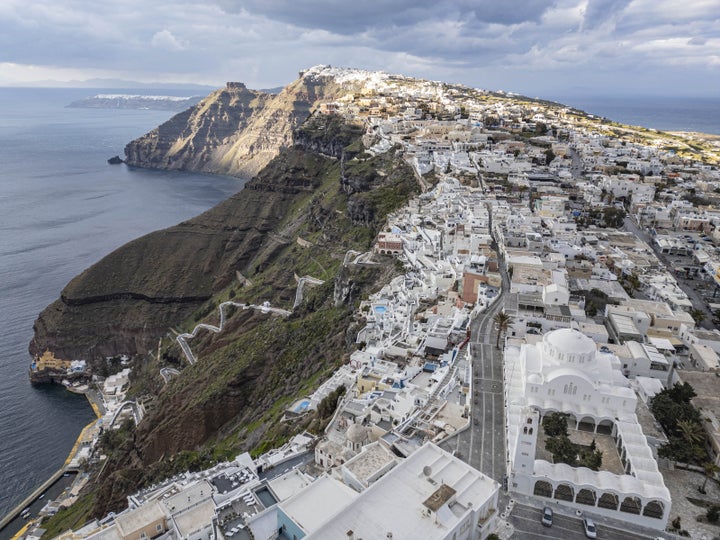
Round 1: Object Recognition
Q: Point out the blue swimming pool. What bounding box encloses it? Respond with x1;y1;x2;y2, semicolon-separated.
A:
374;306;387;314
293;400;310;413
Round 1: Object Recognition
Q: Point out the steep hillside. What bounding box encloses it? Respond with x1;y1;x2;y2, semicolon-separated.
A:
83;115;418;516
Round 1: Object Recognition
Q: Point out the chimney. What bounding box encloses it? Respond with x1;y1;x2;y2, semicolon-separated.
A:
346;531;354;540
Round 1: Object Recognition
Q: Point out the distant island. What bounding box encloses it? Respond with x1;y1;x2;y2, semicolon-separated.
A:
67;93;204;111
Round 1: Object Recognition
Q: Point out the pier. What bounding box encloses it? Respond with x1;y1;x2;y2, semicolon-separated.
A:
0;390;102;537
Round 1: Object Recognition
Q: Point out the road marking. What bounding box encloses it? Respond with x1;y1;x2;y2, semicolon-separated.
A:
490;391;496;478
512;514;583;535
479;392;486;471
468;396;476;465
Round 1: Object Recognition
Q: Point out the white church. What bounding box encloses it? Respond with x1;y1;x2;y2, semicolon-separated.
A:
504;328;671;529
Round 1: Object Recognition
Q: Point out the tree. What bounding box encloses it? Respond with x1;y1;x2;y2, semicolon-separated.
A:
546;435;578;466
580;447;603;471
667;382;697;403
493;310;513;349
544;148;555;164
602;206;626;228
689;308;706;324
700;462;720;494
677;419;705;446
542;412;569;438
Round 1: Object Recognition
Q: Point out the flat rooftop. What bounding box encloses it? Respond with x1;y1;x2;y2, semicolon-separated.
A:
267;469;313;502
306;442;499;539
279;475;358;535
342;442;398;487
677;371;720;419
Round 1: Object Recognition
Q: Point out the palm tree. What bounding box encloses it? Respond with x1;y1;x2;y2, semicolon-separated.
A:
677;420;704;444
700;462;720;494
493;310;513;349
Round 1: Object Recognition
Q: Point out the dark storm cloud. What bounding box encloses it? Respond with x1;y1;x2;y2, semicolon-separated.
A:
0;0;716;97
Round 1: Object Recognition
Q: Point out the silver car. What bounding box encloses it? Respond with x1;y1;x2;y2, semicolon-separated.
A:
582;517;597;538
541;506;553;527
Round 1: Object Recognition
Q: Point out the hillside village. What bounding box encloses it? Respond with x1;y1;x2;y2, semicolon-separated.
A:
22;66;720;540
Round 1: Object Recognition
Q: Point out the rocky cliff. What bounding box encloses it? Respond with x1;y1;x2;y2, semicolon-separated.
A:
32;71;371;362
33;68;422;520
124;72;352;178
88;117;417;517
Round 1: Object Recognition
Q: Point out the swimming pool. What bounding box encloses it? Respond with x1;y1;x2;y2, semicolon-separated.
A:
374;306;387;314
293;400;310;413
255;487;278;507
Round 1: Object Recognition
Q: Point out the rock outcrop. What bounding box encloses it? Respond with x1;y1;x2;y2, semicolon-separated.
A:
124;72;350;178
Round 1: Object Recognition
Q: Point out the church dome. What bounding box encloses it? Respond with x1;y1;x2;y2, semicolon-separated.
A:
542;328;596;365
346;423;368;444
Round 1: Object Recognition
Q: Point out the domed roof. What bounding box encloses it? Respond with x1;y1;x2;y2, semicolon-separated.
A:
542;328;596;365
544;328;595;354
346;423;368;443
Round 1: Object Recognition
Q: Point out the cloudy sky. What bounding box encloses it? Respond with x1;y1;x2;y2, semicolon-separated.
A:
1;0;717;98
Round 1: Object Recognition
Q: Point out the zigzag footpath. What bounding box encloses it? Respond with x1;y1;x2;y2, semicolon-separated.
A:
176;302;293;365
175;256;378;365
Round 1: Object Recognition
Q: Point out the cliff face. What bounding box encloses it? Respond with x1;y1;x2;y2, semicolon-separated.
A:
87;118;418;517
31;68;422;518
32;71;368;362
30;157;320;361
124;75;343;178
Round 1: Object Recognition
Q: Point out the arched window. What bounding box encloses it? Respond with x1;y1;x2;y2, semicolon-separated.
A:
620;496;642;515
643;500;665;519
598;492;618;510
533;480;552;498
554;484;574;502
575;488;597;506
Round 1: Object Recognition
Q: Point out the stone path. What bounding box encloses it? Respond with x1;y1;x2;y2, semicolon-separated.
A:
661;467;720;539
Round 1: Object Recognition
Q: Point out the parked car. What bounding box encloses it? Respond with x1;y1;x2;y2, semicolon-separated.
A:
582;517;597;538
541;506;553;527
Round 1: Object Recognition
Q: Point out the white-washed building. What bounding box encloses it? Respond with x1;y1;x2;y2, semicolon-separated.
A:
504;328;671;529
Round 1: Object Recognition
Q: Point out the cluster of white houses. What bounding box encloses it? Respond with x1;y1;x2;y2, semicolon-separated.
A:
53;442;499;540
36;67;720;539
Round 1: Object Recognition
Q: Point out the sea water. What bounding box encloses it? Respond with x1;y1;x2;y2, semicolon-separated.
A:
0;87;245;519
550;95;720;135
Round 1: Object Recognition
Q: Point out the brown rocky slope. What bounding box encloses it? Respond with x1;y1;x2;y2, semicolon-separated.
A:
86;116;418;517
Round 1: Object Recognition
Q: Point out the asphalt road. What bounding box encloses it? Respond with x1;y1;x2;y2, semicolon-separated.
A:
623;216;714;329
509;504;657;540
441;269;508;483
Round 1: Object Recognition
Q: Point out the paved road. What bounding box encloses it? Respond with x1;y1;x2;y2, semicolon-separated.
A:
509;504;657;540
623;216;714;329
567;147;584;179
441;211;510;482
